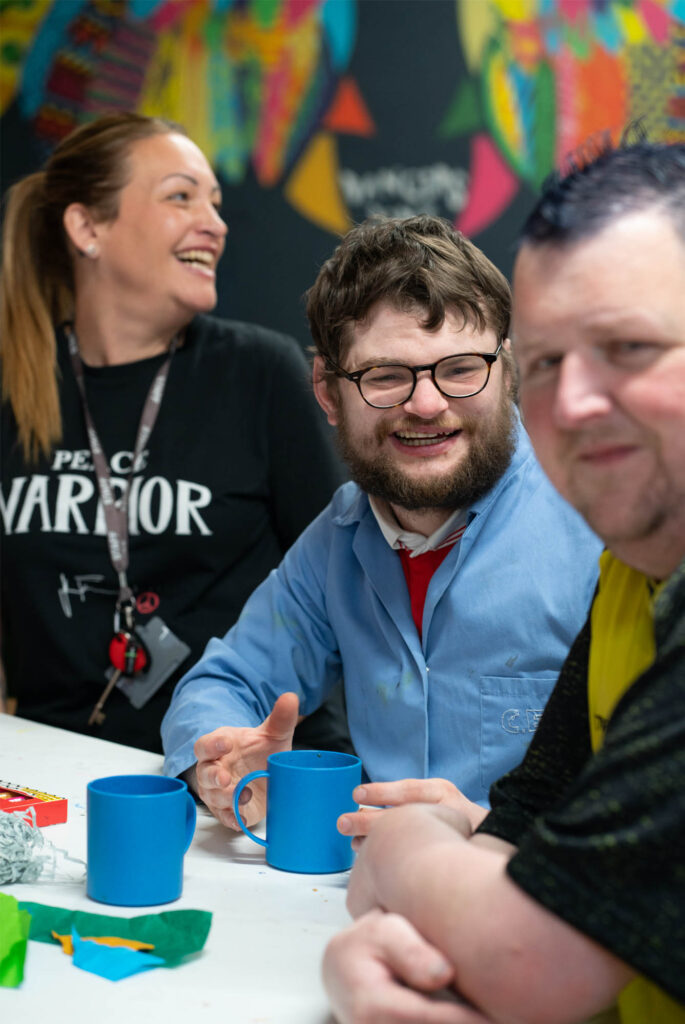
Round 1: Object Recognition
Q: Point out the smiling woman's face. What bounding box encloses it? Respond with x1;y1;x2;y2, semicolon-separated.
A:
513;209;685;577
90;131;228;326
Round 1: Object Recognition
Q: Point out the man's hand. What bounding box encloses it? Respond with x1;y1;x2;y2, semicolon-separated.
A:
192;692;299;829
346;803;473;919
323;909;493;1024
337;778;487;848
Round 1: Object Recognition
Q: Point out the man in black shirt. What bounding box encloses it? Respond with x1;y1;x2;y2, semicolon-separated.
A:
323;141;685;1024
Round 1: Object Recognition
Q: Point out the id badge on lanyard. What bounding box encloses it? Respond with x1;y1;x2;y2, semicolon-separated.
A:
65;325;189;725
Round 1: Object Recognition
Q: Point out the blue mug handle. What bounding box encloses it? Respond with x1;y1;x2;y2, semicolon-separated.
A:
232;769;268;848
184;790;197;853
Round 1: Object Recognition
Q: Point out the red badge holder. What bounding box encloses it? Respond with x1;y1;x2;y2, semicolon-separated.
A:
109;631;148;676
88;627;149;727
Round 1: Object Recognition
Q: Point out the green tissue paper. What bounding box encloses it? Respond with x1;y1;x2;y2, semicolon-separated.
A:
18;900;212;966
0;891;31;987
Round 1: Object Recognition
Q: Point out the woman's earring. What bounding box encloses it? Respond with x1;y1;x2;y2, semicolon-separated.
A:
86;243;98;258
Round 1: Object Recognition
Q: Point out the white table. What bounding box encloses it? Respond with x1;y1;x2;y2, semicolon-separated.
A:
0;715;351;1024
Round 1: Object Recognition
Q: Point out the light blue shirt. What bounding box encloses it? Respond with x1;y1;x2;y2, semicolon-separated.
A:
162;422;602;803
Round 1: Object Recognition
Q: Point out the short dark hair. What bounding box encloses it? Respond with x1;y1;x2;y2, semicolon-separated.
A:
519;133;685;248
306;215;511;370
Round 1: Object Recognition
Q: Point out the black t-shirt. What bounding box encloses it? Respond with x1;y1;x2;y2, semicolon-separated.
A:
478;559;685;1003
1;314;347;752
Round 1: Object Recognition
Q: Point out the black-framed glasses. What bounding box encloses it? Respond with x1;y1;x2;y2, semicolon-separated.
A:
329;342;503;409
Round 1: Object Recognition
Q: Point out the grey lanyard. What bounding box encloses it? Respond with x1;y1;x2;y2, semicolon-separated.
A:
65;324;178;626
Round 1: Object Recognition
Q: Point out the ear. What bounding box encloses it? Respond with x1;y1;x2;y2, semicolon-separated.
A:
312;356;340;426
63;203;99;256
500;337;520;400
499;336;514;374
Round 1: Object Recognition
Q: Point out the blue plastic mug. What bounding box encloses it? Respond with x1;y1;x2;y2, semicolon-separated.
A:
233;750;362;873
87;774;196;906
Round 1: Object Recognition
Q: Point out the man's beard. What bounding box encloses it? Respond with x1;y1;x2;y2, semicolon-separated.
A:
336;394;517;512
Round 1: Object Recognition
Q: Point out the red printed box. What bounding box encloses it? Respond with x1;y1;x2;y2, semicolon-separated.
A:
0;780;68;826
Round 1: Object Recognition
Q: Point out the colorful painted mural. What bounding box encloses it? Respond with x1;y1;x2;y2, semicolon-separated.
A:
0;0;373;234
1;0;683;244
448;0;685;235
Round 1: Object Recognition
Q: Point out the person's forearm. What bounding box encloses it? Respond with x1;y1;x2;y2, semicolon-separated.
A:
355;804;509;952
350;804;632;1024
161;669;262;778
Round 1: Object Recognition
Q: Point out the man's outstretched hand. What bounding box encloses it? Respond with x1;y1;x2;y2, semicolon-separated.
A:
192;692;300;829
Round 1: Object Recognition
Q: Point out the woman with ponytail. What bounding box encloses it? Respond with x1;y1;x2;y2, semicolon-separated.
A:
0;113;349;754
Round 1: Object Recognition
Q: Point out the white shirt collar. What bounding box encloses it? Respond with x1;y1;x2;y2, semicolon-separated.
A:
368;496;468;557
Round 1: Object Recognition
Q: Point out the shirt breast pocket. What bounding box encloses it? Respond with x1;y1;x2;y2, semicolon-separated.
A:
479;676;557;795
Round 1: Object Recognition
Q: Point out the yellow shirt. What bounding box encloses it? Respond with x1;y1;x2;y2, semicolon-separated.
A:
589;551;683;1024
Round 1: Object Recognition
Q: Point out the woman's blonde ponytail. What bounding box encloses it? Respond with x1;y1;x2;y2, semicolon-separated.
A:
1;170;67;461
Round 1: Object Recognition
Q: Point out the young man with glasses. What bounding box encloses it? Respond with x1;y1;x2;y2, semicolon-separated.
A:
323;146;685;1024
161;215;601;831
